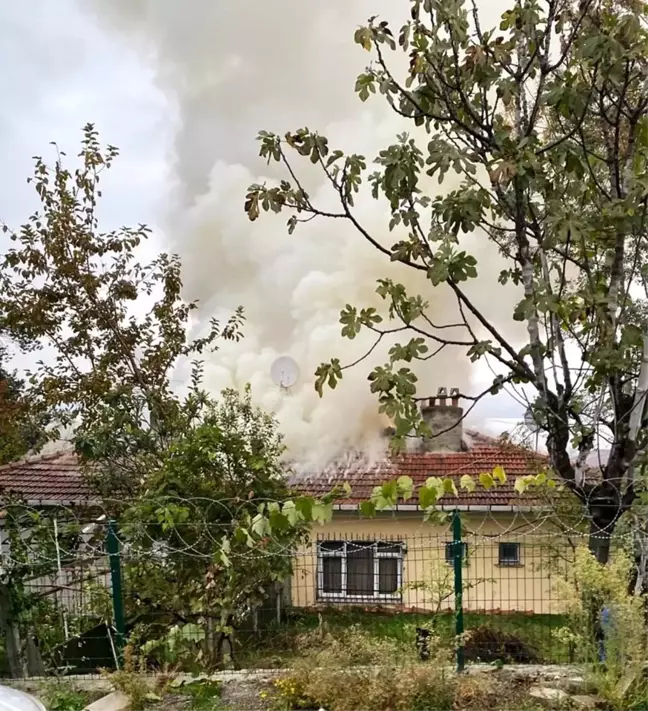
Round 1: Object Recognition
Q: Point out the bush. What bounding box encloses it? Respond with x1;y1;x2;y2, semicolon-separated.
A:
462;625;539;664
38;682;93;711
555;546;648;710
265;626;456;711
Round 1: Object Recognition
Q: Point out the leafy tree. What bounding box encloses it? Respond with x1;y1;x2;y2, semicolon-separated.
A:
0;125;244;496
246;0;648;563
0;348;48;464
120;387;311;668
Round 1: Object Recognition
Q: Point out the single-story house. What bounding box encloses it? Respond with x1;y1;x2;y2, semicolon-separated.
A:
289;388;570;615
0;389;571;617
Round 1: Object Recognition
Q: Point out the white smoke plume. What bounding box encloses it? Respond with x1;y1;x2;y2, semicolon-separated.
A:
80;0;521;470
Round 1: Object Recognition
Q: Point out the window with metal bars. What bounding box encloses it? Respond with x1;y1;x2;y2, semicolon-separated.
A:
444;541;468;565
317;540;404;601
498;542;521;566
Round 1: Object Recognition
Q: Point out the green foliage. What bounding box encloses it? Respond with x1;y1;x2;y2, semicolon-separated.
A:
179;680;223;711
0;124;245;497
38;682;93;711
555;546;647;709
120;387;312;670
0;348;48;464
265;626;455;711
245;0;648;555
0;502;107;677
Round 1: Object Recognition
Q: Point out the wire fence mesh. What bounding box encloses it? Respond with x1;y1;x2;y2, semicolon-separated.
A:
1;501;637;680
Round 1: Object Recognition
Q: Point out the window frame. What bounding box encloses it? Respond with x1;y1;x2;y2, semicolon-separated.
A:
316;539;404;602
498;542;522;566
444;541;468;566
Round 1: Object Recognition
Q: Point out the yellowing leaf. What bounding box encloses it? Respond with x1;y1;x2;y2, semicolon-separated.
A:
514;477;529;494
443;478;458;496
342;481;352;496
460;475;476;492
492;465;507;484
425;477;446;498
479;472;494;490
397;475;414;501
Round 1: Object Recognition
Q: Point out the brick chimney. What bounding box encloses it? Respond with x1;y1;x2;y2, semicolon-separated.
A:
420;387;464;452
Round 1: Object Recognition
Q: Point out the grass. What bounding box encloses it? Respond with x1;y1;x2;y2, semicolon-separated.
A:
236;606;571;668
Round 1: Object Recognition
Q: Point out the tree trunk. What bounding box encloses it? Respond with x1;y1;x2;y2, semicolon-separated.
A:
0;586;26;678
587;480;626;565
588;521;612;565
25;631;45;676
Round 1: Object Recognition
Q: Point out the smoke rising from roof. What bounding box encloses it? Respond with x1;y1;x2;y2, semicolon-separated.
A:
80;0;521;470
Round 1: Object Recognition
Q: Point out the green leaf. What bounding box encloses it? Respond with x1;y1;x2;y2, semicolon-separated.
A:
442;478;458;496
419;485;438;509
479;472;494;490
354;27;373;51
397;475;414;501
282;500;300;526
359;500;377;518
380;479;398;501
312;502;333;524
251;513;270;538
514;477;530;494
425;477;446;500
295;496;314;521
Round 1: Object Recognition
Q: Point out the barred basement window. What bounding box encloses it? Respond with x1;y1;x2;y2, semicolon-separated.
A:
444;541;468;565
317;540;404;601
498;542;521;566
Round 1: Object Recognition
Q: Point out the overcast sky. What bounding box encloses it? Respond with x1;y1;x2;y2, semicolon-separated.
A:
0;0;529;457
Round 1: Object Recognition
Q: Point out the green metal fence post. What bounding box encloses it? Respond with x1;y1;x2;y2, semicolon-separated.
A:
453;509;465;673
107;520;126;662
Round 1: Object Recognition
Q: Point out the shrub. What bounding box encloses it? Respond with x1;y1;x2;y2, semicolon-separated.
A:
555;546;647;710
462;625;539;664
266;625;456;711
293;624;415;667
38;682;91;711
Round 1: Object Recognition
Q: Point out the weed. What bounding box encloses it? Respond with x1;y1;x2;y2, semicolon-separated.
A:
38;682;92;711
181;680;223;711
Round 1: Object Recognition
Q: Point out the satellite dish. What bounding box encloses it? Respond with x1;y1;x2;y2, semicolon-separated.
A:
270;355;300;389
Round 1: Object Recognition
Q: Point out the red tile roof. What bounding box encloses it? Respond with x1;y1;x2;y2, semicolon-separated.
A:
0;451;95;504
0;430;548;510
291;430;547;509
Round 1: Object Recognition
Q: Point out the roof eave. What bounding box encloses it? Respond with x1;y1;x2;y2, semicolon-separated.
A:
332;502;543;513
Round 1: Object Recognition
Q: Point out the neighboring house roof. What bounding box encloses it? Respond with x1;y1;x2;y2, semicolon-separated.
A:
292;430;547;510
0;451;95;505
0;429;548;511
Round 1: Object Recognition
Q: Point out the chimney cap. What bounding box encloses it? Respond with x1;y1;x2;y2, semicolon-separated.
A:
424;387;461;409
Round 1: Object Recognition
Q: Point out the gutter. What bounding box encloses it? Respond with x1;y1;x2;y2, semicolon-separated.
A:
332;503;540;513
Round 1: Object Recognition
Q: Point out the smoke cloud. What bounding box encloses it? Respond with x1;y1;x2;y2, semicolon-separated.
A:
80;0;521;470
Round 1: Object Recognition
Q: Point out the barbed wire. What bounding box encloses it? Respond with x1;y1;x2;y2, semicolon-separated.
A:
0;489;645;571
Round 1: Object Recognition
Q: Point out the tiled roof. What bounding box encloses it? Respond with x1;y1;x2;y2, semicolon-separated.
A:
0;429;548;509
291;430;547;509
0;451;95;504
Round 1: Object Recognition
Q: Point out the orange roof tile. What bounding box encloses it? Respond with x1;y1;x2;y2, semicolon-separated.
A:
291;430;547;508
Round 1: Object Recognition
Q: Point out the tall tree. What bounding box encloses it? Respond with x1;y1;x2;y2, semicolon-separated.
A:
0;125;245;496
246;0;648;563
